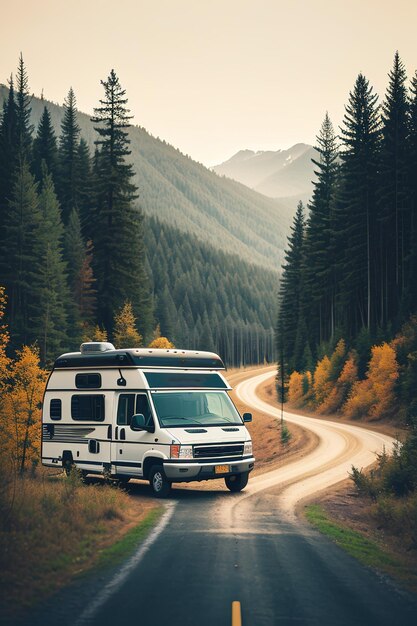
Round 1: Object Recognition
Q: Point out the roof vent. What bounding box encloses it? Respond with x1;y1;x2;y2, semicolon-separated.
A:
80;342;115;354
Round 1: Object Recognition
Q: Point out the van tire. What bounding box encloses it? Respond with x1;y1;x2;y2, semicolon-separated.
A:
149;465;171;498
225;472;249;492
62;454;74;477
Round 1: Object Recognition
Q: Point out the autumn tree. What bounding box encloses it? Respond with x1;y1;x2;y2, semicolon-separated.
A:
288;371;304;406
313;354;332;406
113;301;142;348
1;345;47;474
344;343;399;420
148;336;175;349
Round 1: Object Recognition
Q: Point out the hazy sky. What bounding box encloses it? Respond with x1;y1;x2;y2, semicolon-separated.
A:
1;0;417;165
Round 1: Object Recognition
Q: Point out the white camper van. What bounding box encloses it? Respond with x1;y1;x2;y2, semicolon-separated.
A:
41;343;255;497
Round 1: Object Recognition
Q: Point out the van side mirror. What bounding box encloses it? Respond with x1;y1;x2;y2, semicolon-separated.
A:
130;413;154;432
243;412;252;423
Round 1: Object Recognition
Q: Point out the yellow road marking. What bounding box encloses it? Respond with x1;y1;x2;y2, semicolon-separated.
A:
232;601;242;626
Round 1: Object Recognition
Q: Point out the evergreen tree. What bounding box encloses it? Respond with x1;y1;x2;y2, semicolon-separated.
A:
303;113;339;347
0;77;19;274
3;162;41;347
32;170;70;363
379;52;410;324
32;106;58;184
408;71;417;312
91;70;152;337
337;73;381;337
58;87;81;222
76;138;93;233
277;201;305;370
15;54;33;162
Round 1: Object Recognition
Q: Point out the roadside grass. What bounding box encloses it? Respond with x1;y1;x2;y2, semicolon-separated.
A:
305;504;413;583
0;470;161;621
95;505;163;569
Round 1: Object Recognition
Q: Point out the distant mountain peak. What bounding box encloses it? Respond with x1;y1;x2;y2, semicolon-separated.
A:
213;143;316;198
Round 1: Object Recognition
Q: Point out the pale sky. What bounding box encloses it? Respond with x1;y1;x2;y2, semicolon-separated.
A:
1;0;417;165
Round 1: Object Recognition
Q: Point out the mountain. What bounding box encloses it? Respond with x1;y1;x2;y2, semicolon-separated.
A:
0;85;297;271
213;143;317;199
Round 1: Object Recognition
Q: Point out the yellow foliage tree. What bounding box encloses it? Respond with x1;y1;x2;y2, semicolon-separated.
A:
343;343;399;420
113;301;142;348
313;355;332;405
288;371;304;405
0;287;10;393
319;352;358;414
92;325;108;342
148;337;175;349
1;345;47;474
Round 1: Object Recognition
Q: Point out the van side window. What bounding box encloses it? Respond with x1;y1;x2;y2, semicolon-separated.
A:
71;395;105;421
117;394;135;425
136;394;154;428
50;399;62;420
75;373;102;389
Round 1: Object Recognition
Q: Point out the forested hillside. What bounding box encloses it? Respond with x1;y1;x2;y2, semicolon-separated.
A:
0;84;293;271
146;217;276;365
0;57;279;366
278;52;417;424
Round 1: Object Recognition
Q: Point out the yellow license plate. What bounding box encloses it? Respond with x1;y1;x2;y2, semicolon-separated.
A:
215;464;230;474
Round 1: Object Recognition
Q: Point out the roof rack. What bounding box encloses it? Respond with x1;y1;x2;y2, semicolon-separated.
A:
54;346;225;370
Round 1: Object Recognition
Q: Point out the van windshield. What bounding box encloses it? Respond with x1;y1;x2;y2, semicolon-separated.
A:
151;391;243;427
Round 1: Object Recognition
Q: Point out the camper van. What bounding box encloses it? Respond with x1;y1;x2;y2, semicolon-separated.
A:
41;343;255;497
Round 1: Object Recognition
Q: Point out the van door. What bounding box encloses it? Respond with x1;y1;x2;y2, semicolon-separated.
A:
113;393;155;477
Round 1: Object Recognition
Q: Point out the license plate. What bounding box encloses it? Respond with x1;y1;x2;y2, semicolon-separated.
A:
215;464;230;474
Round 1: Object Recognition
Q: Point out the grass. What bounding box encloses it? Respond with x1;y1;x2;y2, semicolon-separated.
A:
305;504;403;572
0;469;161;621
96;506;163;569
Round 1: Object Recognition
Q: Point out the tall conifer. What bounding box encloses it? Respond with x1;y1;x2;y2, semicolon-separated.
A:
58;88;81;222
15;54;33;162
91;70;152;337
379;52;410;323
33;106;58;184
337;73;381;337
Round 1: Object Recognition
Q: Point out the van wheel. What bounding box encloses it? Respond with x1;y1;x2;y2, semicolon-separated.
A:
63;458;73;477
149;465;171;498
225;472;249;492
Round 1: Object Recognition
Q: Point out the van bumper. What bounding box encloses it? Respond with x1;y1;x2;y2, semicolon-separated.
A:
163;456;255;481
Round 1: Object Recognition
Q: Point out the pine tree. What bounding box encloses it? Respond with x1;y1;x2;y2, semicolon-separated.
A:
58;88;81;222
91;70;152;337
3;162;41;348
408;71;417;312
15;54;33;163
32;106;58;184
303;113;339;347
0;77;19;275
32;170;70;363
337;73;381;337
277;201;305;370
76;138;93;234
379;52;410;325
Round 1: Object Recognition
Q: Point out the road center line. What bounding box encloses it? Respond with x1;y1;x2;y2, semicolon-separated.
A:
232;601;242;626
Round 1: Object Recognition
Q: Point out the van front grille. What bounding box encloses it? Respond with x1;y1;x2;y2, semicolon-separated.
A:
193;443;244;459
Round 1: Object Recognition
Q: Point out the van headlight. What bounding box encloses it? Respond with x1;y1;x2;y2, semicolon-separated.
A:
243;441;253;456
170;444;193;459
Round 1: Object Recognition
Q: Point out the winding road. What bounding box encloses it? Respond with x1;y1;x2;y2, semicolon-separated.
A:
27;368;416;626
236;370;396;517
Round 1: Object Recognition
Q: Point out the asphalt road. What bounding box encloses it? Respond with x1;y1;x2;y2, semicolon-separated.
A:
24;371;417;626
